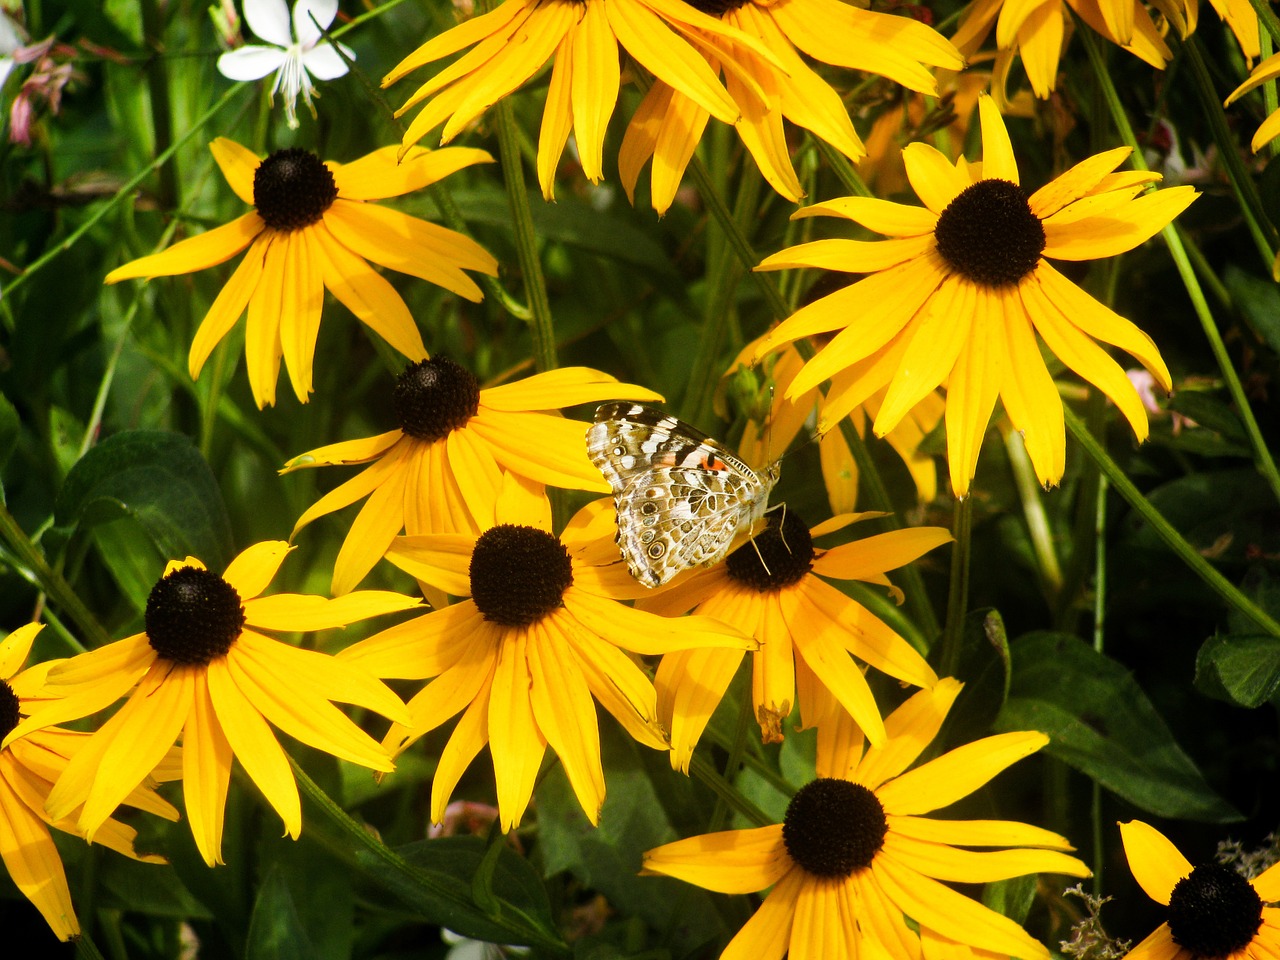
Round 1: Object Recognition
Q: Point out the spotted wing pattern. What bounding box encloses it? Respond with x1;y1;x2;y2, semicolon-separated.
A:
586;402;781;588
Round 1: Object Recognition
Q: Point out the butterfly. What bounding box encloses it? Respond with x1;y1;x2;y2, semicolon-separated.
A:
586;402;781;587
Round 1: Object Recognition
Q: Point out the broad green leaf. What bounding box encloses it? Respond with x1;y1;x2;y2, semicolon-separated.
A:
1194;633;1280;708
355;835;558;947
1223;263;1280;358
538;726;727;955
995;632;1239;822
55;430;234;573
245;864;314;960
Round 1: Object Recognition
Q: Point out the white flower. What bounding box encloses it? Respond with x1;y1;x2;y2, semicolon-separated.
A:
0;10;25;91
216;0;352;129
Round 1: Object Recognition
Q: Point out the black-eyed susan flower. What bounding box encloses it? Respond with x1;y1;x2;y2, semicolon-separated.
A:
385;0;781;200
8;543;418;867
631;505;946;769
282;358;663;594
753;94;1197;497
104;139;498;408
950;0;1192;99
1119;820;1280;960
643;679;1091;960
619;0;963;213
338;476;755;831
0;624;178;940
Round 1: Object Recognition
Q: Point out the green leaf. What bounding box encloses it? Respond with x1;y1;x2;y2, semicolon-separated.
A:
1164;391;1248;443
538;727;729;956
356;835;558;947
55;430;234;574
1194;633;1280;707
1223;263;1280;357
245;864;315;960
0;392;21;472
995;632;1239;822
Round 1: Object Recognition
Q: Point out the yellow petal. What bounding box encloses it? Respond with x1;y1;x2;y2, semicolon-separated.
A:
244;234;286;408
854;679;962;790
430;675;493;823
189;236;267;379
977;95;1018;184
759;236;935;274
339;601;488;680
813;527;952;580
332;145;494;200
527;620;605;823
330;464;410;595
891;815;1077;849
281;430;403;472
468;410;611;490
246;587;420;634
642;824;789;892
0;623;43;681
882;832;1089;881
999;303;1066;486
571;0;620;184
384;0;531;86
205;657;301;838
794;196;938;237
311;221;428;360
720;866;804;960
488;629;545;830
0;772;79;939
537;36;574;200
943;286;1006;496
903;143;969;214
384;533;475;596
104;213;262;283
876;731;1048;815
1118;819;1191;905
209;137;260;205
181;673;233;866
1028;146;1132;218
656;645;743;773
222;541;292;601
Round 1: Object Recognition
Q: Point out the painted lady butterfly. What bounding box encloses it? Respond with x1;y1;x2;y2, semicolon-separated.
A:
587;402;781;587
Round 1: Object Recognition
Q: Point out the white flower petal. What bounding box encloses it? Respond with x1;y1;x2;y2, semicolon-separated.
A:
301;42;350;80
218;45;289;81
244;0;294;47
294;0;338;47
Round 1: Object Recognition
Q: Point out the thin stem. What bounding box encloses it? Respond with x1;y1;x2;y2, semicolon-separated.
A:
6;85;242;299
140;0;177;211
1090;473;1108;887
708;685;756;833
1003;426;1063;601
494;99;556;372
0;503;113;649
75;932;108;960
290;759;568;953
1081;29;1280;507
938;496;972;678
689;754;774;827
1064;407;1280;636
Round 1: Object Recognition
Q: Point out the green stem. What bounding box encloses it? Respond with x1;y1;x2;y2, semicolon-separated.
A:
140;0;177;211
813;138;875;199
1064;407;1280;636
1081;29;1280;507
75;931;107;960
938;496;972;678
1090;473;1108;886
0;503;112;648
708;686;756;833
684;166;764;425
689;754;774;827
494;99;556;372
290;759;568;953
6;85;242;299
1179;36;1279;265
1004;427;1063;601
685;153;791;321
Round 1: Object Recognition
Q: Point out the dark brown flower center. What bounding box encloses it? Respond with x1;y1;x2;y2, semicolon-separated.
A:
253;148;338;231
725;508;813;591
145;566;246;664
469;525;574;626
783;778;887;878
0;679;20;742
681;0;748;13
393;357;481;442
1166;862;1263;958
934;179;1045;286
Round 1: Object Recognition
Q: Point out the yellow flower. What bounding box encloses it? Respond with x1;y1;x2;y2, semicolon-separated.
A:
619;0;963;213
0;624;178;941
387;0;774;201
338;477;755;831
105;139;498;408
950;0;1192;98
1119;820;1280;960
8;543;419;867
281;361;663;594
634;506;947;770
753;94;1197;497
643;680;1091;960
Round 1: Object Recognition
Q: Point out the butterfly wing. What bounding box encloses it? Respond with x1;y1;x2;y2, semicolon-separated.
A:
588;403;776;587
613;465;763;586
